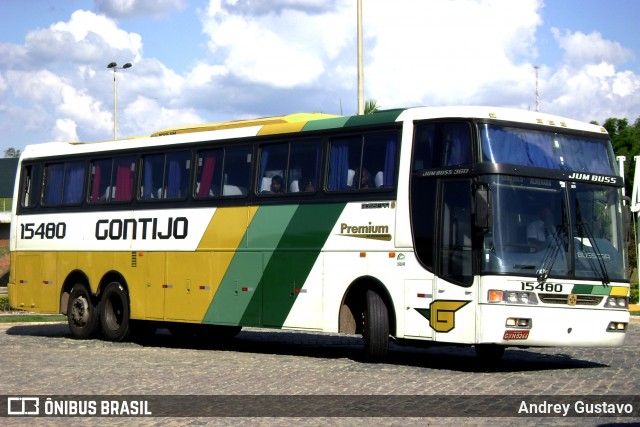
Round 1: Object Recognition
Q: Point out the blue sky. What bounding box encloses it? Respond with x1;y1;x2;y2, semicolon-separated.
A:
1;0;639;155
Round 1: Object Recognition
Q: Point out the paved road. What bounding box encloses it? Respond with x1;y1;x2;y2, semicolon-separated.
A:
0;318;639;426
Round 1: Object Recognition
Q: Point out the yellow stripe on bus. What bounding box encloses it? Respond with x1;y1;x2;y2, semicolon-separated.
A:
610;286;629;297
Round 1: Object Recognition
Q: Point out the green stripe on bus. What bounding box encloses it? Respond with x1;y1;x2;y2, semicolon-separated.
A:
204;203;345;327
570;284;611;295
343;109;405;127
256;203;346;327
301;116;350;132
203;205;298;326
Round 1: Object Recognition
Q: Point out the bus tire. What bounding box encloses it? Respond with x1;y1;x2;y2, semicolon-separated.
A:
67;283;99;339
363;289;389;362
99;282;130;342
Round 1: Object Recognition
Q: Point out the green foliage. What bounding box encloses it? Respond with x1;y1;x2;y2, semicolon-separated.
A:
364;99;380;115
0;295;11;311
3;147;20;158
631;283;639;305
603;117;640;196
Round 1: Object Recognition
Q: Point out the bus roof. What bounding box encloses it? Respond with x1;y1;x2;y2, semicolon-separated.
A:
19;106;607;160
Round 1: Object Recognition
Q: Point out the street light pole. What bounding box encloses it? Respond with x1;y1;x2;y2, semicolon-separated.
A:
107;62;132;140
357;0;364;115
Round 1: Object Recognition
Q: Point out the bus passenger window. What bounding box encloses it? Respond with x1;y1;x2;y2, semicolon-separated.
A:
289;141;320;194
43;161;86;205
90;156;136;203
140;151;190;200
195;149;223;198
222;146;251;196
328;132;397;191
327;136;360;191
258;143;287;194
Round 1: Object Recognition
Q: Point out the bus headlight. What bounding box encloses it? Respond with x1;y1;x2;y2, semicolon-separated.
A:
606;322;627;332
488;290;538;305
605;296;628;309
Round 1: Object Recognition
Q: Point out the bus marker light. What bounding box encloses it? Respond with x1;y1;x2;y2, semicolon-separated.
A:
199;285;210;290
488;290;502;302
360;252;366;258
389;252;395;258
417;293;427;298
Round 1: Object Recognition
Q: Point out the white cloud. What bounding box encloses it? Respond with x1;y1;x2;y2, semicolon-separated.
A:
52;118;79;142
552;28;634;67
541;29;640;121
365;0;542;108
202;0;350;88
2;0;640;154
24;10;142;64
121;96;203;136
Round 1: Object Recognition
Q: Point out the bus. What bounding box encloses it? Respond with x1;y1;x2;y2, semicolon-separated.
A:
8;106;630;361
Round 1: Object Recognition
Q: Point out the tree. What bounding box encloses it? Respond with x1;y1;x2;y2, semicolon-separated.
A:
604;117;640;197
3;147;21;158
364;99;380;115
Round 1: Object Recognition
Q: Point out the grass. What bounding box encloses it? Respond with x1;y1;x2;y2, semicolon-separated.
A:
0;315;66;323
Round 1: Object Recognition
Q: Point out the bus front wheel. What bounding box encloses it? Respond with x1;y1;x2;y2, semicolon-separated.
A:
67;283;99;339
363;289;389;362
99;282;130;342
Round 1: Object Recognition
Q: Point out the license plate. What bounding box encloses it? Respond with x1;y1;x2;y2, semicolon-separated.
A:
503;330;529;340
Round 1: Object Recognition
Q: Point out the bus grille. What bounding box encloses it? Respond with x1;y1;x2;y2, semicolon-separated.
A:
538;293;603;306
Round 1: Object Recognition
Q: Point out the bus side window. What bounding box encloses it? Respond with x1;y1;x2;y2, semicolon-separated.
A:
414;122;471;170
195;148;223;198
258;143;288;194
165;151;191;199
42;161;86;206
20;165;35;208
327;136;360;191
328;133;397;191
362;132;397;189
90;158;112;202
222;146;251;196
141;154;162;200
289;141;320;193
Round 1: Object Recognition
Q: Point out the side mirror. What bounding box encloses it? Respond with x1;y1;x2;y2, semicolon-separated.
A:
474;183;492;230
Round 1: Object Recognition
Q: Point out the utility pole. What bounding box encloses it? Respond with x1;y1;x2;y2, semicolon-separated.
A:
107;62;132;140
357;0;364;115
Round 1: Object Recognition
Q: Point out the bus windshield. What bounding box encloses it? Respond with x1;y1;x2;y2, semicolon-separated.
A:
481;175;627;282
480;124;617;175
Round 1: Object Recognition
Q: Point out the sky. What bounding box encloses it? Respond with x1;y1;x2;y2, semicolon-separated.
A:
1;0;639;155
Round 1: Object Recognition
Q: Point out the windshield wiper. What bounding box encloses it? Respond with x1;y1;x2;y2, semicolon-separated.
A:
536;224;566;284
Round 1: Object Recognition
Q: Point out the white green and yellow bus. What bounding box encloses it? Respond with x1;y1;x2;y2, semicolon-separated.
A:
8;106;630;361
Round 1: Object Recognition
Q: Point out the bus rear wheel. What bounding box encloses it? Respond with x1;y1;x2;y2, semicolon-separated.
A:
67;283;99;339
99;282;130;342
363;289;389;362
